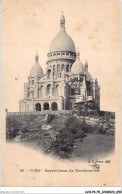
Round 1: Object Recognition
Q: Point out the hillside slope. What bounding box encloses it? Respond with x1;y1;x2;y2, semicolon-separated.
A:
6;113;115;159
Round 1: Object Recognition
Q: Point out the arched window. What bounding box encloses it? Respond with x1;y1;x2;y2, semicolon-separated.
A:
80;77;83;82
61;64;65;72
47;84;51;95
57;64;60;72
75;77;78;81
32;80;34;85
66;64;69;72
56;85;59;96
47;69;51;79
39;86;43;97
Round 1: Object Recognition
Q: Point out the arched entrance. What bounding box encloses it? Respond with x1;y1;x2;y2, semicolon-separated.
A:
44;102;49;110
52;102;58;111
35;103;41;111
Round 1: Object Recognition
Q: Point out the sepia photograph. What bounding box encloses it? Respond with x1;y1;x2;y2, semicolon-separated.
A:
1;1;120;187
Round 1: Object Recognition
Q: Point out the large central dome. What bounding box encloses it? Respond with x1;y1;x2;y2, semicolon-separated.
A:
49;31;76;53
48;13;76;54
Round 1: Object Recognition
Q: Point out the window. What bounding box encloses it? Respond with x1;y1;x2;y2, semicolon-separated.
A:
62;52;65;55
61;64;65;72
53;53;56;56
80;77;83;82
57;52;60;55
52;102;58;111
74;77;78;81
66;52;69;55
57;64;60;72
47;84;51;95
66;64;69;72
47;69;51;79
56;85;59;96
39;86;43;97
32;80;34;85
53;65;55;72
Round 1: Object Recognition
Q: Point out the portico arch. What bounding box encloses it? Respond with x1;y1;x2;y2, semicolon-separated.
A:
35;103;41;111
43;102;49;110
52;102;58;111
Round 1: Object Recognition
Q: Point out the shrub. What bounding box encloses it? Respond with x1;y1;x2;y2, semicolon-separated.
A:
50;116;86;158
6;117;23;140
46;114;54;123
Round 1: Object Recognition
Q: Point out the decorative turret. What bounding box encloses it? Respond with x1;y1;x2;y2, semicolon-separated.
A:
84;60;92;81
85;60;88;71
76;49;80;60
82;75;87;99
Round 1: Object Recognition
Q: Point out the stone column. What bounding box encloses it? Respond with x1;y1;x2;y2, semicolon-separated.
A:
49;102;52;111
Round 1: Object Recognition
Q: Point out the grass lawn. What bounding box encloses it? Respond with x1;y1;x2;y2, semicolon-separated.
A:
71;134;115;160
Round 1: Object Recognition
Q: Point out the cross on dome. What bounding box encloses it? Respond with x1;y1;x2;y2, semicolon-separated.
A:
35;51;39;63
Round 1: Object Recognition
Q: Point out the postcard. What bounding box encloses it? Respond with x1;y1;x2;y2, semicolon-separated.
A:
1;1;121;187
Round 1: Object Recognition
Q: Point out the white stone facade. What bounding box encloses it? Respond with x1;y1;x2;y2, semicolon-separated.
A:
19;14;100;112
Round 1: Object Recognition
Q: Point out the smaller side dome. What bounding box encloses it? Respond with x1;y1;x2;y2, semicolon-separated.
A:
71;51;84;74
29;53;44;77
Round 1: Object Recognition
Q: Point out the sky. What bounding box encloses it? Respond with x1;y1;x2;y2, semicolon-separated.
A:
1;1;120;112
